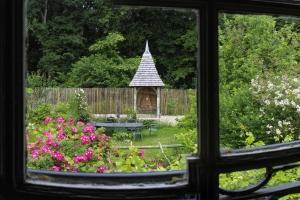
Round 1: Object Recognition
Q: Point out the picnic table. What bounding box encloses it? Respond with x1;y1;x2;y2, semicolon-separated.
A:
91;122;144;140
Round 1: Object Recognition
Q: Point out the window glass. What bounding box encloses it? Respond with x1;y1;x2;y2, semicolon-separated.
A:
219;13;300;152
25;0;198;176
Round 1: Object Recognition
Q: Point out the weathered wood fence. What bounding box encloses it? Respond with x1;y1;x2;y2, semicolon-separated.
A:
27;88;195;115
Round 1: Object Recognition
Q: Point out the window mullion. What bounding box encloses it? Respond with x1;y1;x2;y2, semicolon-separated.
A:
198;2;219;199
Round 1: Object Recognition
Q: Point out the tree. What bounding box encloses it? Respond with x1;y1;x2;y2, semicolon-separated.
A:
26;0;125;84
66;33;140;88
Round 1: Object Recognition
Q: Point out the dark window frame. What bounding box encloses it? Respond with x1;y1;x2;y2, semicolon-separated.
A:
0;0;299;199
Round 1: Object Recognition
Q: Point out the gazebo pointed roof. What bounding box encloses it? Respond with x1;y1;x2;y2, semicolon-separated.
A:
129;41;165;87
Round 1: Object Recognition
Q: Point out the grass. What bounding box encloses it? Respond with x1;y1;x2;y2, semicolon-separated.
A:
110;123;185;162
111;123;183;146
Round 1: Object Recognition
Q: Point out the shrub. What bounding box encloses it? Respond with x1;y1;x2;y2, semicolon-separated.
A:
250;74;300;143
27;117;161;173
176;92;197;130
112;131;132;142
68;89;91;122
124;108;137;121
175;129;197;154
27;103;52;125
53;102;72;120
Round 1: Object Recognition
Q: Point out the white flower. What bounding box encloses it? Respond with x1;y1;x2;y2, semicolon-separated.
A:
264;99;271;105
267;124;273;129
267;81;274;90
297;106;300;113
276;129;281;135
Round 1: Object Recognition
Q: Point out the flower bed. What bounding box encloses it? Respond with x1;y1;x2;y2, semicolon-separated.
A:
27;117;161;173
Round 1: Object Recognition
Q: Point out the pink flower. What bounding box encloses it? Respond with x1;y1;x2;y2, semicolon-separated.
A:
56;117;64;124
65;161;71;170
97;166;105;173
80;135;90;145
46;139;58;148
43;132;52;139
85;149;93;159
43;117;52;125
52;166;60;171
71;127;78;134
46;139;53;146
74;156;79;164
40;145;50;154
27;139;41;151
51;151;63;162
72;167;77;173
74;156;88;164
90;133;97;141
138;149;145;159
67;118;75;125
57;131;65;141
83;125;95;134
77;121;85;127
100;133;109;142
31;150;40;160
51;142;58;148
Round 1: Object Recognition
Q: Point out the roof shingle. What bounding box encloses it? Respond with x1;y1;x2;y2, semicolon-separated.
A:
129;41;165;87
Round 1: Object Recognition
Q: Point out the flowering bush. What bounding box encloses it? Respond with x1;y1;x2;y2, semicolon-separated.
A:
251;75;300;143
69;89;91;122
27;117;150;173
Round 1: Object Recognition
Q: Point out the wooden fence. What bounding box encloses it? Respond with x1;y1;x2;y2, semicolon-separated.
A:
27;88;195;115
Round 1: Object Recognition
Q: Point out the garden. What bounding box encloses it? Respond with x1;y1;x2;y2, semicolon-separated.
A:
25;1;300;197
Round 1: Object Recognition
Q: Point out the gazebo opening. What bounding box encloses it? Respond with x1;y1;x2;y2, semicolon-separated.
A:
137;87;157;114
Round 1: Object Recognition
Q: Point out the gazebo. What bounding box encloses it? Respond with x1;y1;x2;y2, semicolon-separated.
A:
129;41;164;118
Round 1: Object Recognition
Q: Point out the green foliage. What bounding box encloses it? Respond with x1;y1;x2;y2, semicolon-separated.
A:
175;129;197;154
219;169;266;191
175;92;197;154
176;92;197;130
114;146;147;172
27;89;92;124
250;74;300;143
142;120;156;129
53;102;72;120
27;1;198;88
219;15;299;88
27;103;52;125
66;33;140;87
124;108;137;121
166;100;176;115
112;131;132;142
89;32;125;57
27;117;154;173
27;71;56;88
219;14;300;148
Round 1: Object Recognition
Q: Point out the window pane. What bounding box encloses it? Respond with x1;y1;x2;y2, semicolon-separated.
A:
219;13;300;152
25;0;198;177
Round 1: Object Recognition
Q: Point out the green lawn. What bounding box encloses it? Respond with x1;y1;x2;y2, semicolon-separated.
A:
110;123;185;162
111;123;183;146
